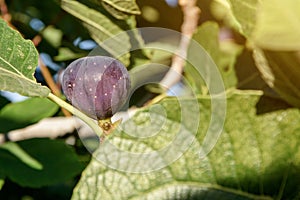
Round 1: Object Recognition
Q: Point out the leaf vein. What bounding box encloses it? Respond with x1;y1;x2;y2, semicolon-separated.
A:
0;56;25;78
225;129;242;190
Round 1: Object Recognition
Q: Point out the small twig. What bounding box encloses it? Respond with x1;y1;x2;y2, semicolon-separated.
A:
0;0;10;22
0;0;19;32
32;35;42;47
159;0;200;90
39;58;60;95
39;58;72;117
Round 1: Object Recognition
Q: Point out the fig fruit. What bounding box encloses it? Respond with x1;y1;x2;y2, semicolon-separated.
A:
62;56;130;120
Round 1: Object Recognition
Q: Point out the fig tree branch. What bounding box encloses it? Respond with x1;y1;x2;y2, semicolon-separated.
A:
159;0;200;90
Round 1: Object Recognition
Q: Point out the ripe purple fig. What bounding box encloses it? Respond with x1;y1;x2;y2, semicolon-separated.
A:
62;56;130;120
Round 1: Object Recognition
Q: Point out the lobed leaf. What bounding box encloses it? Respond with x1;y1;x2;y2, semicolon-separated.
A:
0;19;50;97
72;92;300;199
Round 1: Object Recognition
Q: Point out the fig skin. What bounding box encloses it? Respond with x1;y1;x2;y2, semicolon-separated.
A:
62;56;130;120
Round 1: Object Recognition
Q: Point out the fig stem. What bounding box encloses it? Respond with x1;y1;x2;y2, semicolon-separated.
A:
98;118;112;133
47;93;103;138
98;118;122;143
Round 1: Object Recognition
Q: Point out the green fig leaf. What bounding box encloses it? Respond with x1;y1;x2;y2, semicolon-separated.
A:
72;92;300;200
0;19;50;97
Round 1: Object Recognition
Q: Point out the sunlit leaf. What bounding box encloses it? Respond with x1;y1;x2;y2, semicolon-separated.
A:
210;0;241;31
227;0;259;37
73;92;300;199
251;0;300;51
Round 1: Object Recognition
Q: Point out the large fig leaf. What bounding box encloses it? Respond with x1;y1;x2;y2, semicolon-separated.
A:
72;92;300;200
0;19;50;97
